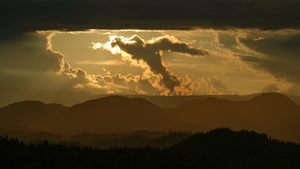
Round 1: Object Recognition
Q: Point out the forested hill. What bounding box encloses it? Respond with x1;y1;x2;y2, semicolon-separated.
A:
1;128;300;169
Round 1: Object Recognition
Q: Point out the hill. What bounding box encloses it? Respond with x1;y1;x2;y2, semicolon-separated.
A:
53;96;169;134
173;93;300;142
166;128;300;168
0;93;300;142
0;128;300;169
0;101;67;131
0;86;260;108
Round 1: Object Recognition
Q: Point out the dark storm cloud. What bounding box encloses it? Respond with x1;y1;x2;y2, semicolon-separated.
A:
238;33;300;85
1;0;300;34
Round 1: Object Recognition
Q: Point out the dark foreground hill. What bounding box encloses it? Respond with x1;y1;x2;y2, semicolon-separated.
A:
0;93;300;142
1;128;300;169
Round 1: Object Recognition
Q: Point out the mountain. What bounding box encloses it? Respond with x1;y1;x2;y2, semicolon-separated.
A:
29;89;101;107
174;93;300;141
136;94;258;108
69;130;191;149
0;86;100;107
0;93;300;142
0;101;67;130
1;85;300;109
166;128;300;168
0;125;64;143
53;96;170;134
287;95;300;106
1;128;300;169
0;86;260;108
173;97;253;130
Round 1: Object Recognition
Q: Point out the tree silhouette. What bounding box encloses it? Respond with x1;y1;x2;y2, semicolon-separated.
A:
1;128;300;169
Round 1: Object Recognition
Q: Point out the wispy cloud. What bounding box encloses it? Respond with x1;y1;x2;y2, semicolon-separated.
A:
75;60;125;66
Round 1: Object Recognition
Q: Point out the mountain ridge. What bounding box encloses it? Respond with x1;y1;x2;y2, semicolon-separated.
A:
0;93;300;142
1;128;300;169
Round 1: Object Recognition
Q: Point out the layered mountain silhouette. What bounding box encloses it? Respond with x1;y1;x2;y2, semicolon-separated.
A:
0;93;300;142
54;96;170;134
1;128;300;169
2;86;300;108
0;101;67;130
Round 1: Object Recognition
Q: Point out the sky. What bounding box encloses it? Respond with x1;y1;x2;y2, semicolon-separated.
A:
1;0;300;97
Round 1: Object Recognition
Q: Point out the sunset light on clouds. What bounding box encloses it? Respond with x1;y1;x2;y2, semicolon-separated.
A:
0;0;299;101
22;29;297;97
1;1;300;167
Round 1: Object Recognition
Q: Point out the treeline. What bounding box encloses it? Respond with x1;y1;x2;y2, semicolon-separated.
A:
1;128;300;169
0;127;191;149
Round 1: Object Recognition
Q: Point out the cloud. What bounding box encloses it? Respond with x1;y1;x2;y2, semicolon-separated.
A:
38;33;166;95
212;30;300;92
262;83;280;93
210;78;227;91
0;32;68;90
182;77;217;95
94;35;208;95
1;0;300;34
111;35;182;95
208;77;237;95
238;32;300;85
75;60;125;66
94;73;159;95
285;85;300;96
147;36;208;56
0;33;62;72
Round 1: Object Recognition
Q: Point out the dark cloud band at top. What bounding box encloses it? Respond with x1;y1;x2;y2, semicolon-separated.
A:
1;0;300;33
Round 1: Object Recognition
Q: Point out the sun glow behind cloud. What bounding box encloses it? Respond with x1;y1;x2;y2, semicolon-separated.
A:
75;60;125;66
92;35;135;62
91;34;212;95
25;29;300;96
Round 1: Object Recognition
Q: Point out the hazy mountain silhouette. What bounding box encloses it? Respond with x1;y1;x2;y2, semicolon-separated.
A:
173;97;253;130
69;130;191;149
174;93;300;141
0;101;67;131
0;126;64;144
0;86;100;107
288;95;300;106
0;93;300;142
138;94;259;108
54;96;170;134
0;125;189;148
1;85;300;108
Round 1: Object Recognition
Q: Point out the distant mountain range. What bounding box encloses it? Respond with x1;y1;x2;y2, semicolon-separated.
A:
1;86;300;108
0;93;300;143
0;125;190;149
